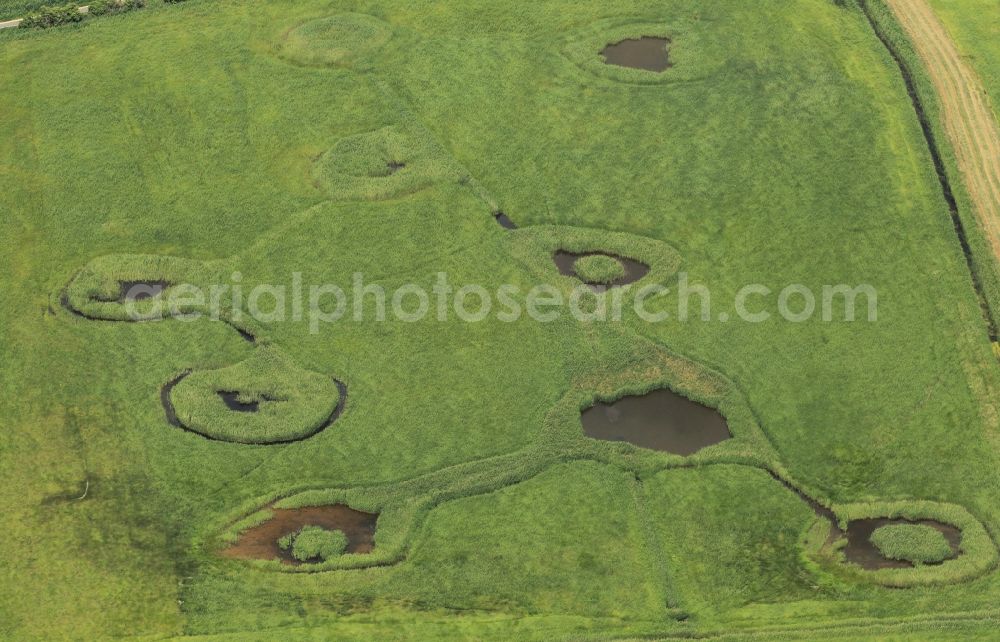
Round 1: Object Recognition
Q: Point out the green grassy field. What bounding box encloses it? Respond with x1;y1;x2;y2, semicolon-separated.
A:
0;0;51;20
3;0;1000;639
928;0;1000;122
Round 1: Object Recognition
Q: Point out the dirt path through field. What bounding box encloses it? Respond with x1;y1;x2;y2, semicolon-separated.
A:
884;0;1000;262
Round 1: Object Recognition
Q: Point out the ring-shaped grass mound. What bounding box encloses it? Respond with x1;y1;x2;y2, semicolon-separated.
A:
63;253;220;321
279;526;349;562
870;523;952;565
806;500;998;587
573;254;628;285
506;225;682;306
168;347;343;444
539;336;772;472
279;13;392;68
312;127;456;201
217;490;406;572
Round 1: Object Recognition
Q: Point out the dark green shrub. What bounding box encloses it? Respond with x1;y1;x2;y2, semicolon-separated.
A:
19;3;82;28
277;532;295;552
278;526;349;562
89;0;145;16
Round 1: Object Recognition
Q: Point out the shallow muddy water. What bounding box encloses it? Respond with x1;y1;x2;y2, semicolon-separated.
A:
553;251;649;288
601;37;670;72
221;504;378;564
119;280;169;302
842;518;961;570
581;388;731;455
218;391;260;413
494;211;517;229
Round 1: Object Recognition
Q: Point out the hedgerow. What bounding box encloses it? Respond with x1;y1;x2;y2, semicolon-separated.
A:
17;0;145;28
88;0;144;17
19;3;82;28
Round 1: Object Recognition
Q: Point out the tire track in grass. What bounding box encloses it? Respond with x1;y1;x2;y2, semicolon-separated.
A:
895;2;1000;221
884;0;1000;271
858;0;1000;341
630;474;685;618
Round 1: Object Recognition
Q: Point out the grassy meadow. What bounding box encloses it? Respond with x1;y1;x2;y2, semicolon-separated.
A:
928;0;1000;121
0;1;52;20
2;0;1000;639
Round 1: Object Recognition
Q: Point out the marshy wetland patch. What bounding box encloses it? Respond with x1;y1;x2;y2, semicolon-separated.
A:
842;518;961;570
221;504;378;564
218;391;263;413
312;127;452;201
553;250;650;288
119;280;169;302
160;348;346;444
600;37;671;72
494;211;517;229
581;388;731;455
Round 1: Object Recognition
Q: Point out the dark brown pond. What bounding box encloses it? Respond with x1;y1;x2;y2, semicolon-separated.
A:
494;211;517;230
221;504;378;565
119;280;169;302
842;518;961;570
601;37;671;72
218;391;260;413
581;388;731;455
553;251;650;288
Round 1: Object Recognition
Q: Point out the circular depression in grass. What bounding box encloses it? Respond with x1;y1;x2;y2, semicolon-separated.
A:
551;250;650;288
166;348;344;444
281;13;392;67
600;36;671;72
870;523;953;565
312;127;453;201
573;254;627;285
221;504;379;566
